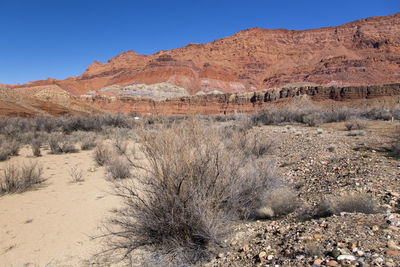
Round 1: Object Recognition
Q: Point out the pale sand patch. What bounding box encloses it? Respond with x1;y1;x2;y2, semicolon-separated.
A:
0;146;120;266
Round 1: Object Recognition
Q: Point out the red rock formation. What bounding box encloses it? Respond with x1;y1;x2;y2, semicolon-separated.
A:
8;12;400;97
83;83;400;116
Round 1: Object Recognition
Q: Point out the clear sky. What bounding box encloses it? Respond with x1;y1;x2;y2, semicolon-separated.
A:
0;0;399;84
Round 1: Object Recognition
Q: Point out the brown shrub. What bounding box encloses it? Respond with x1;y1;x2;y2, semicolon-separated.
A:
69;165;84;183
335;192;381;214
101;118;283;265
94;142;112;166
106;157;131;179
345;119;367;131
31;139;42;157
0;162;43;194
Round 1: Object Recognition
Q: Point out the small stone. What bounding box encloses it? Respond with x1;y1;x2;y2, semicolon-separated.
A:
387;240;399;250
331;249;341;258
375;257;384;262
313;259;323;265
313;234;322;240
259;251;266;259
337;255;356;261
239;245;249;252
295;255;304;260
356;250;365;257
267;254;274;260
327;260;338;266
217;253;224;258
372;225;379;231
239;251;246;259
386;250;400;256
348;242;357;249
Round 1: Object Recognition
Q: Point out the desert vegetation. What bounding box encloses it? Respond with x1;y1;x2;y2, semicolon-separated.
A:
0;107;398;266
0;161;43;194
99;118;291;265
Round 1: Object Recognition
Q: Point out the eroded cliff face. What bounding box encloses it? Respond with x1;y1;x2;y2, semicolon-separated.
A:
83;83;400;115
9;12;400;97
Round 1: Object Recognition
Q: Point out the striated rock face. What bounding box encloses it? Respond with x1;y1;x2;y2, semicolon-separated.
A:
9;12;400;97
83;83;400;116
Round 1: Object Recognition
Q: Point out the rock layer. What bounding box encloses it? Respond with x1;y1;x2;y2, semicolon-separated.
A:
82;83;400;115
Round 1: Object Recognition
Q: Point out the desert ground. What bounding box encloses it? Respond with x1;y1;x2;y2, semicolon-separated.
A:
0;112;399;266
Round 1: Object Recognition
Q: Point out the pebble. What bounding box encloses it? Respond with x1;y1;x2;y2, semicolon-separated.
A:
387;240;399;250
386;250;400;256
313;259;323;265
331;249;341;258
337;255;356;261
327;260;338;266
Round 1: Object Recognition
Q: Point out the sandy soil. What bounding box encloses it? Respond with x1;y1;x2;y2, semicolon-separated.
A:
0;147;120;266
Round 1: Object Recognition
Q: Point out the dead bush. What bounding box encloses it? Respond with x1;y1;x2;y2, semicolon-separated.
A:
0;162;43;194
69;165;84;183
101;118;283;265
391;126;400;157
81;135;97;150
31;139;42;157
247;133;274;158
257;187;299;218
335;192;381;214
303;113;323;127
113;138;128;155
0;144;11;162
106;157;131;179
345;120;367;131
48;134;78;154
94;142;112;166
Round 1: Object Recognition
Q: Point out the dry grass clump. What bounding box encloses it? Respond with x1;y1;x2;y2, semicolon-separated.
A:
345;119;367;131
94;142;112;166
48;134;78;154
391;126;400;157
69;165;84;183
80;134;97;150
335;192;381;214
106;157;131;179
31;139;42;157
101;118;287;265
298;192;381;221
0;162;43;194
0;140;21;162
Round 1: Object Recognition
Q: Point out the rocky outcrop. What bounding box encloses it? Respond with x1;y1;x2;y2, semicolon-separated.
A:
7;12;400;98
83;83;400;115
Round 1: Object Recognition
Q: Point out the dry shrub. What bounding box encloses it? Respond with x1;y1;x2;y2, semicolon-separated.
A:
31;139;42;157
0;144;11;162
101;118;285;265
391;126;400;157
94;142;112;166
5;140;21;156
113;137;128;155
81;135;97;150
335;192;381;214
48;134;78;154
106;157;131;179
299;193;381;221
0;162;43;194
257;187;299;218
69;165;84;183
345;120;367;131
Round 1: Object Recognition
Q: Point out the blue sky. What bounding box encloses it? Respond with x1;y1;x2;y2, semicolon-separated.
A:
0;0;399;84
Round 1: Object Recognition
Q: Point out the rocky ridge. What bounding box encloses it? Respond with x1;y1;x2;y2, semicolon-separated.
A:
7;12;400;97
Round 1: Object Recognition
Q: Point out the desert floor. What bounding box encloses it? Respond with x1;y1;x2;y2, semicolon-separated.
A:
0;147;120;266
0;120;399;266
